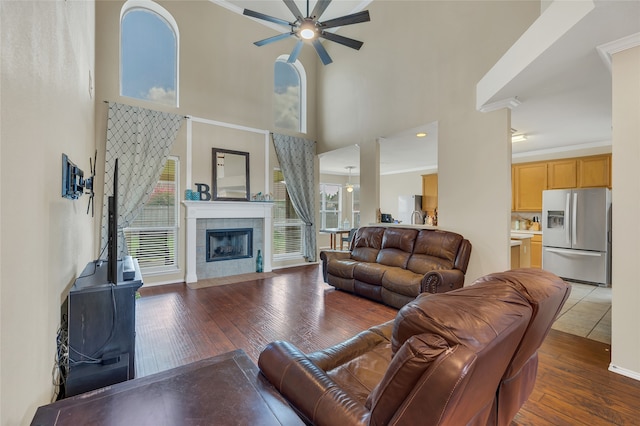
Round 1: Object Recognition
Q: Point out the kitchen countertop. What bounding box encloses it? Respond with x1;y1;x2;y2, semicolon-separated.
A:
369;223;438;230
511;230;542;236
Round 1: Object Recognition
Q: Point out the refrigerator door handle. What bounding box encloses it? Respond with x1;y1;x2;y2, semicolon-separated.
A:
565;193;571;244
544;247;603;257
572;192;578;246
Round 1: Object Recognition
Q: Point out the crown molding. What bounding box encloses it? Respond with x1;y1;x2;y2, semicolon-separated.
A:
597;32;640;73
478;97;522;113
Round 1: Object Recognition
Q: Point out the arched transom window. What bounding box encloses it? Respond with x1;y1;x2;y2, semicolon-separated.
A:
120;0;179;106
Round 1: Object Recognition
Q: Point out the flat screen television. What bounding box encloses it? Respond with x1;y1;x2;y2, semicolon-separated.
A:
107;159;118;284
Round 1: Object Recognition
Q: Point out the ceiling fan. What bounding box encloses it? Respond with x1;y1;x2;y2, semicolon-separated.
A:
242;0;371;65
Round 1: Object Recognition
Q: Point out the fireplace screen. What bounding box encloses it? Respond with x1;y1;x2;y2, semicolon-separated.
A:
206;228;253;262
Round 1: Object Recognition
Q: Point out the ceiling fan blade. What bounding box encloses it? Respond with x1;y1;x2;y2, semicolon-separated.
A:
310;0;332;20
288;40;304;63
320;31;363;50
320;10;370;29
312;39;333;65
243;9;293;27
254;32;294;47
282;0;304;22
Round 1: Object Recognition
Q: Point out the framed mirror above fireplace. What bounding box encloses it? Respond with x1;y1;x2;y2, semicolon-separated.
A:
212;148;250;201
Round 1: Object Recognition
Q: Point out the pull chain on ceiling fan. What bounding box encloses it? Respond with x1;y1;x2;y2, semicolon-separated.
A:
243;0;371;65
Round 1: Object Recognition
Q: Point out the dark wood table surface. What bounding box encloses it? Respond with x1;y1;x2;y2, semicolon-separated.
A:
31;349;303;425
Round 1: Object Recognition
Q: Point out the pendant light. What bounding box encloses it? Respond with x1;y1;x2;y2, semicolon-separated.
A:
345;166;355;193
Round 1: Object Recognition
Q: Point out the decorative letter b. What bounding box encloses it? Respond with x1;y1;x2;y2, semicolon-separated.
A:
195;183;211;201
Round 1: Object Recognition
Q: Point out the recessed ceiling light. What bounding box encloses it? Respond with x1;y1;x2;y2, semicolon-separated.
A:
416;132;427;138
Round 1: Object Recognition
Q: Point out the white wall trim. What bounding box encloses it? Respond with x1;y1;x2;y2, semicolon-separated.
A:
597;32;640;73
609;363;640;382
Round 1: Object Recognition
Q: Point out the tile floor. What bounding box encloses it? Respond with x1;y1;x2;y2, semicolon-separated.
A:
551;282;612;345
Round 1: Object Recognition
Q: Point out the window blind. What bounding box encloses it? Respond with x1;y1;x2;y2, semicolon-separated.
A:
273;169;304;257
124;157;179;272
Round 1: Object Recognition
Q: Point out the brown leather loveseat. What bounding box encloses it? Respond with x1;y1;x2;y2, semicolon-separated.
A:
258;269;570;425
320;226;472;308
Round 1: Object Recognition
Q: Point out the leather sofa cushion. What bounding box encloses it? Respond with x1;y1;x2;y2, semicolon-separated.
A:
327;259;360;279
406;254;453;275
375;228;418;269
381;269;422;298
473;269;570;379
353;263;394;285
307;322;393;406
391;279;533;356
366;333;475;426
350;227;385;263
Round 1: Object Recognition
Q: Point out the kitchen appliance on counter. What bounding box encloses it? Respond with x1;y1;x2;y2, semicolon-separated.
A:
380;213;393;223
398;195;424;225
542;188;611;286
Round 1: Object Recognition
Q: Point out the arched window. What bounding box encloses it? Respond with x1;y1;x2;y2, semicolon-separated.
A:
274;56;307;133
120;0;179;106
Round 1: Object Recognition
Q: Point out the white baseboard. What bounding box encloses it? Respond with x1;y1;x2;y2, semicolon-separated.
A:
609;363;640;381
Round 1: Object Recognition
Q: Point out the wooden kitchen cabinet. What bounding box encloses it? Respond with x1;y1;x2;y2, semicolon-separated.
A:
421;173;438;216
513;163;547;211
512;154;611;212
578;154;611;188
547;159;577;189
530;234;542;269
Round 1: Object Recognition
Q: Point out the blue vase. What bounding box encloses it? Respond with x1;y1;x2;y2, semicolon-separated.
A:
256;250;263;273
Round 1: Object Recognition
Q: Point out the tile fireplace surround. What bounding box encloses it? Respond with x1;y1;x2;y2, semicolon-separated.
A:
183;201;274;283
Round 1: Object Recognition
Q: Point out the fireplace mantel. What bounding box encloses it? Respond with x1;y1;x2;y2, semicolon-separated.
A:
183;201;274;283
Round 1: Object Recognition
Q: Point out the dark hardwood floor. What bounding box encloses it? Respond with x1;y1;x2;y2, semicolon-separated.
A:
136;264;640;425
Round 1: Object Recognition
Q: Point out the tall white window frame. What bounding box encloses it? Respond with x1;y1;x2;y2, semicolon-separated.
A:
274;55;307;133
124;156;180;274
120;0;180;106
351;184;361;228
319;183;343;229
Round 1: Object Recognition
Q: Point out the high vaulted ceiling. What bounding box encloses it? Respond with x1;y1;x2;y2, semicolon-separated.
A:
216;0;640;176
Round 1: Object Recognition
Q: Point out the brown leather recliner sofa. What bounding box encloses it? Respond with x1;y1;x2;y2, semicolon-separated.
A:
320;226;472;308
258;269;571;426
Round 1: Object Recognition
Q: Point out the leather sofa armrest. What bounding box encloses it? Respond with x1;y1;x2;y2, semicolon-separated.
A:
306;320;393;370
320;250;352;281
421;269;465;294
258;341;369;426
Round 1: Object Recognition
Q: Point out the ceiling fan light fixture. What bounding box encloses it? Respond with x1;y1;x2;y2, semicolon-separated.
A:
299;21;317;40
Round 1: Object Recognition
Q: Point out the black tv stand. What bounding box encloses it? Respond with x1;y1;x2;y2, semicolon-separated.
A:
63;258;143;397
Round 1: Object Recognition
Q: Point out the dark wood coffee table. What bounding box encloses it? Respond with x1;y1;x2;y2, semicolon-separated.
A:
31;349;303;425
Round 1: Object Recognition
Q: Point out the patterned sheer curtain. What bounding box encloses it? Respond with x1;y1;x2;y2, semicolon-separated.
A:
100;102;183;258
272;133;317;262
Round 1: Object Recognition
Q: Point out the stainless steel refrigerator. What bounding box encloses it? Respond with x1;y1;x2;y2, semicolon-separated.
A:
542;188;611;286
397;195;423;225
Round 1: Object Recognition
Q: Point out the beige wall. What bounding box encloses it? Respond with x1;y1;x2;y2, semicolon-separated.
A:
95;0;320;284
316;0;539;282
1;1;96;424
379;171;426;221
610;45;640;378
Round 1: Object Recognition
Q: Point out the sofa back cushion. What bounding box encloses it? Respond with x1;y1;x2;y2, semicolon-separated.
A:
351;227;385;263
406;230;463;274
375;228;418;269
369;280;532;425
366;334;476;426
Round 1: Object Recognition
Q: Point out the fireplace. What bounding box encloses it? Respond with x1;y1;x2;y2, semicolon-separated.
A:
183;201;273;283
206;228;253;262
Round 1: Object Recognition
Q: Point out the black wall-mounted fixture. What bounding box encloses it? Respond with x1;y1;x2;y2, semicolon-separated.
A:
62;152;97;216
